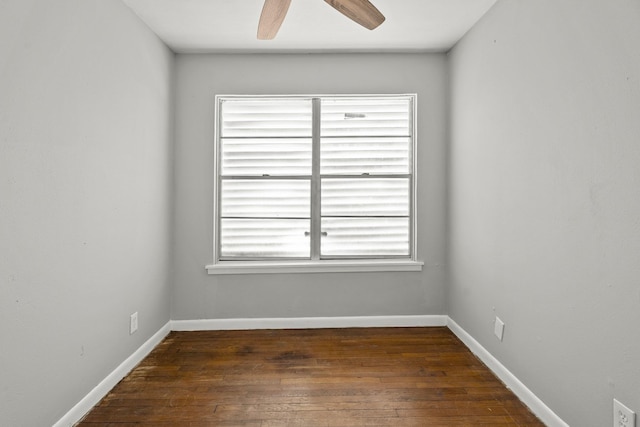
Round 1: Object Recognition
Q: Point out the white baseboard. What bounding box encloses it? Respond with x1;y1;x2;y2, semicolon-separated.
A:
53;322;172;427
171;315;448;331
447;317;569;427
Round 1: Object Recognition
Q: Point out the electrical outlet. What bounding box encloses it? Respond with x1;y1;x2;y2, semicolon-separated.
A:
614;399;636;427
494;316;505;341
130;312;138;335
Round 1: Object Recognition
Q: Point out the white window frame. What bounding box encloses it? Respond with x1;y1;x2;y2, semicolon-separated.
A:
206;94;423;275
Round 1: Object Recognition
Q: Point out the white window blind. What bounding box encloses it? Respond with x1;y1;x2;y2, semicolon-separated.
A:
215;95;415;262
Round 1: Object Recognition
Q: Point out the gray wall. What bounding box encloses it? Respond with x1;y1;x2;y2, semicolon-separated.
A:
448;0;640;425
173;53;448;320
0;1;174;426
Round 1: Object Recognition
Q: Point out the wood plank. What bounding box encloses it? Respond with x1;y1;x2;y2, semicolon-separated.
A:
76;327;544;426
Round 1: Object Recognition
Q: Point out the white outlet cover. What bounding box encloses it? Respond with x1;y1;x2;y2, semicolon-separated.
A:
614;398;636;427
130;312;138;335
494;316;505;341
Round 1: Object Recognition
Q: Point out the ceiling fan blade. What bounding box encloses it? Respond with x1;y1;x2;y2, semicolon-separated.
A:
257;0;292;40
324;0;385;30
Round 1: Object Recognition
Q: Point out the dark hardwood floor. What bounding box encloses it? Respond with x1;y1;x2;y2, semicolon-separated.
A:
77;327;545;426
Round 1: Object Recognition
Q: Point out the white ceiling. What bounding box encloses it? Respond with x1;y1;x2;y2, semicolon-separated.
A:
122;0;497;53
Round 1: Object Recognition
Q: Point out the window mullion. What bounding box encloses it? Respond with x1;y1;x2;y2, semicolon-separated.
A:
310;98;321;260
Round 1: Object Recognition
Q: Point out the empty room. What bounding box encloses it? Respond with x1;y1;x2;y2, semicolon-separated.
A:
1;0;639;426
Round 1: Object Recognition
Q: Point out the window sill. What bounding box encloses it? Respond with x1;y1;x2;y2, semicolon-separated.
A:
206;260;424;275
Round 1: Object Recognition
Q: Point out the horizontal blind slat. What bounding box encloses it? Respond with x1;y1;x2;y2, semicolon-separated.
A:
221;180;310;218
321;178;410;217
222;138;312;176
220;218;310;258
321;217;410;257
221;99;312;138
321;137;410;175
321;97;411;137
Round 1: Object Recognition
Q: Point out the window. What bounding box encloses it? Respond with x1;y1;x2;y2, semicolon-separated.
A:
207;94;422;274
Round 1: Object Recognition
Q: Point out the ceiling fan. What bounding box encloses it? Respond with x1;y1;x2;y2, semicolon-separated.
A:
257;0;385;40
